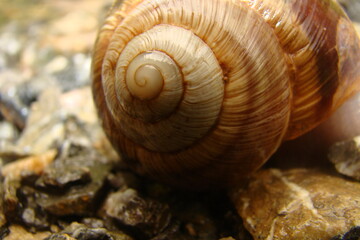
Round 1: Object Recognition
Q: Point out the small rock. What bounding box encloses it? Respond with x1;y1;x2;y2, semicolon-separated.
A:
80;218;105;229
328;136;360;180
45;56;69;74
0;140;31;164
18;186;51;230
231;168;360;240
0;70;29;129
2;164;53;230
104;188;172;238
2;176;21;221
36;144;112;216
331;226;360;240
3;225;50;240
0;121;18;141
15;86;107;156
0;26;23;57
45;222;133;240
16;87;65;154
58;87;98;125
1;149;57;179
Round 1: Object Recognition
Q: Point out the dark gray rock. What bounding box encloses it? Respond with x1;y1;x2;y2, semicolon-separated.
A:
104;189;171;238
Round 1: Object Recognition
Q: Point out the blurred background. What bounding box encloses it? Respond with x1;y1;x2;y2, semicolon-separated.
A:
0;0;112;134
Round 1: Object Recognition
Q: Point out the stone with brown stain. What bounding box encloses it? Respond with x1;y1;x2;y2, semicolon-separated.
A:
231;168;360;240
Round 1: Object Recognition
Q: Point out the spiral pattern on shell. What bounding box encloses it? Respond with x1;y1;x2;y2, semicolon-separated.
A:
92;0;360;188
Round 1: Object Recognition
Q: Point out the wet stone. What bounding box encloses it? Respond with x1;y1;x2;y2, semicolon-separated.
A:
35;143;112;216
3;176;22;221
17;186;52;230
0;115;112;230
1;155;55;231
104;188;172;238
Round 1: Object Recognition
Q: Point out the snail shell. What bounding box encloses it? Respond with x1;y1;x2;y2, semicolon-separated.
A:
92;0;360;189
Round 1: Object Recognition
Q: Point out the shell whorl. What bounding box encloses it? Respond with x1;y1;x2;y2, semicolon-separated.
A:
104;24;225;152
92;0;360;188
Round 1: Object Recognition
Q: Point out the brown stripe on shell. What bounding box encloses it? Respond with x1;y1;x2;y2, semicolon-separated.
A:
288;0;341;138
242;0;351;139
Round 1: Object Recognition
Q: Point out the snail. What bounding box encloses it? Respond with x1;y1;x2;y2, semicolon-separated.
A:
91;0;360;190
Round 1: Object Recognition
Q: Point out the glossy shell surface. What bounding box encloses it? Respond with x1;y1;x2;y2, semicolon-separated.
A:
92;0;360;188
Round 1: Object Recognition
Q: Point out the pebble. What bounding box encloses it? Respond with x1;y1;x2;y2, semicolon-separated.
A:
35;128;112;216
44;55;69;74
3;225;50;240
104;188;172;238
0;121;18;141
1;149;57;179
0;25;23;57
44;222;133;240
328;136;360;180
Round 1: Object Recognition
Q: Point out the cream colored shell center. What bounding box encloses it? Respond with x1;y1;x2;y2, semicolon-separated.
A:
126;57;164;100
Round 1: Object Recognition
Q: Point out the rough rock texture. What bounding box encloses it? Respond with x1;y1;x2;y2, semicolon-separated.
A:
35;145;112;217
44;222;133;240
331;226;360;240
328;136;360;180
103;188;172;238
231;168;360;240
2;225;50;240
1;149;57;178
